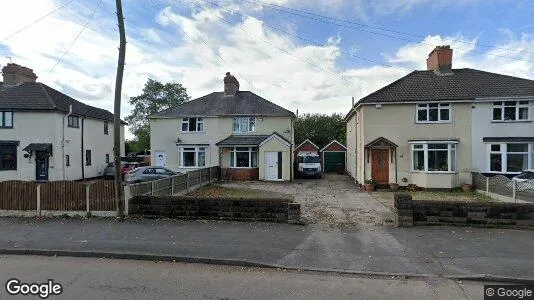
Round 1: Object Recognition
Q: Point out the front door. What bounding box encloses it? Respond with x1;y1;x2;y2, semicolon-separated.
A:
154;151;166;167
265;151;282;180
35;151;49;182
371;149;389;184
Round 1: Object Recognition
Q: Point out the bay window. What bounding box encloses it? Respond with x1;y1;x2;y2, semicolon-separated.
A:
230;147;258;168
416;103;451;123
411;142;457;172
492;101;530;121
178;147;206;167
488;143;533;173
233;117;256;132
181;118;204;132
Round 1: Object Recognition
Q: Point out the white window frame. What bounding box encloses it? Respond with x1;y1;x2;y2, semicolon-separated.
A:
416;103;451;123
181;117;204;132
487;143;533;174
233;117;256;133
230;147;258;168
177;146;207;168
410;141;457;173
492;101;530;122
0;111;13;128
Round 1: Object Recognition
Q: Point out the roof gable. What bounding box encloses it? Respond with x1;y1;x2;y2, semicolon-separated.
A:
295;139;319;151
321;140;346;152
150;91;295;118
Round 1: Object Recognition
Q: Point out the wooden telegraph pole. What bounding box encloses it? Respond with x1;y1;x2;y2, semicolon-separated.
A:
113;0;126;218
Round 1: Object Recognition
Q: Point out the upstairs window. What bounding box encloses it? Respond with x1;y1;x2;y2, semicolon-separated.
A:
416;103;451;123
233;117;256;132
104;121;109;135
0;112;13;128
68;116;80;128
492;101;530;121
181;118;204;132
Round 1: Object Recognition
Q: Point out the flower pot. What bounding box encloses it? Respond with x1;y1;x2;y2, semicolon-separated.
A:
389;183;399;192
365;184;374;192
460;184;473;193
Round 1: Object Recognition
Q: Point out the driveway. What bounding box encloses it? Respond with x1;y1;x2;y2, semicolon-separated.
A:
219;174;393;226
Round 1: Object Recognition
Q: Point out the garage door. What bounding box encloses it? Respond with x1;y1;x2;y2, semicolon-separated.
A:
323;152;345;173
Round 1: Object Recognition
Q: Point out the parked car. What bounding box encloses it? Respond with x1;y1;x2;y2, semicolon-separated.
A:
103;162;146;180
296;153;322;178
124;166;181;184
510;169;534;191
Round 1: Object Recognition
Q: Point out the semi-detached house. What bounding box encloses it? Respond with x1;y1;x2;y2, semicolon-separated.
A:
0;63;125;182
345;46;534;189
149;72;295;181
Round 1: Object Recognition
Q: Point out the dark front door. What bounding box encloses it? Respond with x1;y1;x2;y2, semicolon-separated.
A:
35;151;49;181
371;149;389;184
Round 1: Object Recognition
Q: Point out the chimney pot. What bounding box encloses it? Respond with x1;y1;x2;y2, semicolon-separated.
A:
426;45;453;74
2;63;38;87
223;72;239;96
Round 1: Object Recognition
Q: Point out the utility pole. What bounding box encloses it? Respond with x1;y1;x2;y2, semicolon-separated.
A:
113;0;126;218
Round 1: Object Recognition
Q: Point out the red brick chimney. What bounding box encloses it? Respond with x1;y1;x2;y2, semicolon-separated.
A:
1;63;38;87
426;46;453;74
223;72;239;96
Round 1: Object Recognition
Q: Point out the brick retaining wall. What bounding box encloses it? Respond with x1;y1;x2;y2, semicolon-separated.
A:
221;168;259;181
394;192;534;228
129;195;301;224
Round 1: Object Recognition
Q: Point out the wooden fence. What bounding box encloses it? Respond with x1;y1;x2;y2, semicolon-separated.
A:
0;180;115;214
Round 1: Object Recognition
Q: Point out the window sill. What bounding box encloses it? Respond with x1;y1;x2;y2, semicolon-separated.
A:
411;171;458;174
229;167;259;169
180;131;205;134
0;127;13;129
0;169;17;171
232;131;256;134
415;121;452;124
178;166;205;168
490;120;532;123
486;171;521;174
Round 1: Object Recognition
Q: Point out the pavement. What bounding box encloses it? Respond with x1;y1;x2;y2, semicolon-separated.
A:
0;217;533;282
220;173;393;226
0;255;489;300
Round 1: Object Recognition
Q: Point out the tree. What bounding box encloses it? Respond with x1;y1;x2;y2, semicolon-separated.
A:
125;79;190;151
294;113;346;149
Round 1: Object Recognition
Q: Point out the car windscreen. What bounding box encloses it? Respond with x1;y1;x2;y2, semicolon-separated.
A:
301;156;320;163
515;172;534;179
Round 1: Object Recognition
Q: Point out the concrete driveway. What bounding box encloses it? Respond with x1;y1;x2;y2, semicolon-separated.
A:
219;174;393;226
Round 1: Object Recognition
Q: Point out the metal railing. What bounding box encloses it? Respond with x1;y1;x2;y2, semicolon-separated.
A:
472;172;534;203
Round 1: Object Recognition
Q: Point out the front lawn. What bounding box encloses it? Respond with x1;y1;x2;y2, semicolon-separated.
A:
187;184;293;199
372;190;494;211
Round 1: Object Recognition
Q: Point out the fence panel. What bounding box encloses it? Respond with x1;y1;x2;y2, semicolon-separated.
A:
172;174;188;194
188;170;201;187
153;178;172;196
41;181;86;211
488;175;513;198
517;181;534;203
0;181;37;210
210;166;219;180
472;172;534;203
129;181;152;197
89;181;116;211
472;172;486;191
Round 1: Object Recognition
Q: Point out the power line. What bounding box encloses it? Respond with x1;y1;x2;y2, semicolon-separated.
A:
48;0;103;74
237;0;534;63
151;0;255;89
201;0;406;71
183;0;360;87
1;0;78;42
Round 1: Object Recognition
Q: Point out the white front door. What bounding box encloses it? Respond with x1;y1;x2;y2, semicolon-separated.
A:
155;151;166;167
264;151;280;180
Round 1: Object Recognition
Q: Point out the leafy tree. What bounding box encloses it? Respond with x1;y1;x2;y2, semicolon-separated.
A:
125;79;189;151
294;113;346;149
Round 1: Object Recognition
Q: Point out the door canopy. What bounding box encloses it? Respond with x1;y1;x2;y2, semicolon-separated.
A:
365;137;397;149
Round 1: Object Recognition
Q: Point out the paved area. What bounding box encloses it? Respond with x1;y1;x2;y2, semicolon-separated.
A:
220;174;393;226
0;218;532;280
0;255;488;300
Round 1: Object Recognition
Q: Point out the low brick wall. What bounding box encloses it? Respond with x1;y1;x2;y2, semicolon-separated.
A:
221;168;259;181
394;192;534;228
129;196;301;224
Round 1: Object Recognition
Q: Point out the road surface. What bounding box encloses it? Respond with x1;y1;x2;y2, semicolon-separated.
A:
0;255;487;299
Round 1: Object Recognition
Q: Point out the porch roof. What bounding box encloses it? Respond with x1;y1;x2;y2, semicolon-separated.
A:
22;143;53;154
365;137;398;148
215;135;270;146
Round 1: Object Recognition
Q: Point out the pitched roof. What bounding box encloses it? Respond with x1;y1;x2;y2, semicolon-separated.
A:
150;91;295;118
357;68;534;105
0;82;119;122
295;139;319;150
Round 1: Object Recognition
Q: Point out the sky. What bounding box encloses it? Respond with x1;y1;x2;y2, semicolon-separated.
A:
1;0;533;139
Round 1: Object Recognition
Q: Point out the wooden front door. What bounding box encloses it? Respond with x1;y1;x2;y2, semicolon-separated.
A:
371;149;389;184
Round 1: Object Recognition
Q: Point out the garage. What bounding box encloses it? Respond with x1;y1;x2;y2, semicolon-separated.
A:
321;140;347;173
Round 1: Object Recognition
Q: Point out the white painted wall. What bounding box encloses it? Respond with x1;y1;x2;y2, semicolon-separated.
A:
150;116;293;174
471;100;534;173
0;111;124;181
345;112;357;179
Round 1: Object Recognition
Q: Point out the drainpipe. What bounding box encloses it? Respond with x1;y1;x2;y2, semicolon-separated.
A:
62;105;73;180
394;148;398;184
81;117;85;180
